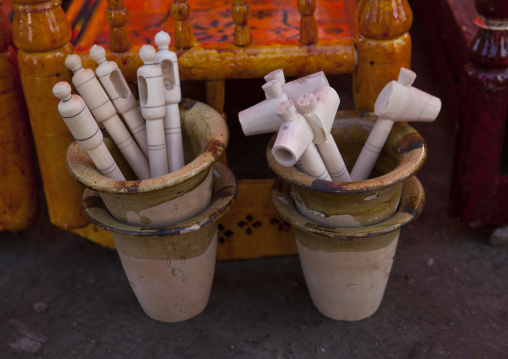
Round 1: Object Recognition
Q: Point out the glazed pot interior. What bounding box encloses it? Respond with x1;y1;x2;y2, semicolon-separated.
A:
267;111;427;194
66;99;229;195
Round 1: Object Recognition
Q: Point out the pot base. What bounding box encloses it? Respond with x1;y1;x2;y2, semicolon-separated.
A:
118;235;218;323
82;162;237;323
296;232;399;321
271;176;424;321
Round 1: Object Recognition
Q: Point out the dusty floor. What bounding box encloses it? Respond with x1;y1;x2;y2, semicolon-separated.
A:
1;9;508;359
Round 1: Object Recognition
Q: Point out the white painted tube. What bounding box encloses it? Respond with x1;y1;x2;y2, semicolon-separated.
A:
89;45;149;159
299;143;332;181
137;45;169;178
316;137;351;182
155;31;185;172
53;81;125;181
350;118;394;181
66;54;150;180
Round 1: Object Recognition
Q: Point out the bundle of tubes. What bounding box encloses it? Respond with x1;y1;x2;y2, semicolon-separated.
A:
53;31;185;182
238;68;442;182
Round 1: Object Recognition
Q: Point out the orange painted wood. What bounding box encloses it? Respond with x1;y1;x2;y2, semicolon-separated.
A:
74;0;353;47
298;0;318;45
60;0;406;259
106;0;132;52
232;0;252;47
205;79;225;114
11;0;89;230
205;79;229;166
0;2;38;231
353;0;413;111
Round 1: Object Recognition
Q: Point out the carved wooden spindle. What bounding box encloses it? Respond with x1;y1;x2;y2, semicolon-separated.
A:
232;0;252;46
105;0;132;52
450;0;508;226
171;0;195;49
298;0;318;45
354;0;413;111
0;0;39;231
10;0;89;229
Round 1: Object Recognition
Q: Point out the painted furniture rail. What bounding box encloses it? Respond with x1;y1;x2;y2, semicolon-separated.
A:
7;0;413;259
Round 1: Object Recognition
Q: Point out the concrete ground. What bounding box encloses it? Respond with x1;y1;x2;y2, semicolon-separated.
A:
1;9;507;359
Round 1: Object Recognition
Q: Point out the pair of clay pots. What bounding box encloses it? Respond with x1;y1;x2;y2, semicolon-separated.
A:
67;99;426;323
268;111;426;321
66;99;236;323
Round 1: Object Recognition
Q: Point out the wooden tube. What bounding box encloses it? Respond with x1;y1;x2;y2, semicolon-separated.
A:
264;69;329;105
238;80;288;136
65;54;150;180
351;68;441;181
299;143;331;181
273;100;330;180
154;31;185;172
53;82;125;181
137;45;169;178
89;45;149;159
298;87;351;182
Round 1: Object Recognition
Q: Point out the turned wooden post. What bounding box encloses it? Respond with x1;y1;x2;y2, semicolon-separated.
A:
10;0;89;229
354;0;412;111
106;0;132;52
0;0;38;231
449;0;508;226
298;0;318;45
171;0;194;50
232;0;252;47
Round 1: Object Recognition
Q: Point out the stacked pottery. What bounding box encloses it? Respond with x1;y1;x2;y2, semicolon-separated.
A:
66;99;237;322
268;111;426;321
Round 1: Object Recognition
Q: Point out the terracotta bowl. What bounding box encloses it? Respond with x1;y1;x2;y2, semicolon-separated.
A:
66;99;228;227
267;111;427;228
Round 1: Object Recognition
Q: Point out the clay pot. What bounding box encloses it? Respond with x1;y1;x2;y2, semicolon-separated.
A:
66;99;234;322
271;176;424;321
268;111;427;321
266;111;427;228
82;162;236;322
66;99;228;227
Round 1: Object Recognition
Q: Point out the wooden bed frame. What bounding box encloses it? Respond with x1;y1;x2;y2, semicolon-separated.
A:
4;0;413;259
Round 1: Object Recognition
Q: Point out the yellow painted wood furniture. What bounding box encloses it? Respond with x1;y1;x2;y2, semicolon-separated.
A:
10;0;412;260
0;0;38;231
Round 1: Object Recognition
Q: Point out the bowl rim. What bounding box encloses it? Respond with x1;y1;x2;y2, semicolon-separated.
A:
65;99;228;195
271;175;425;240
82;162;237;237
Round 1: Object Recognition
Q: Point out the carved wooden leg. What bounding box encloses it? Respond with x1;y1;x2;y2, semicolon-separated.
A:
450;0;508;226
205;79;228;166
11;0;88;229
353;0;413;111
0;4;39;231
